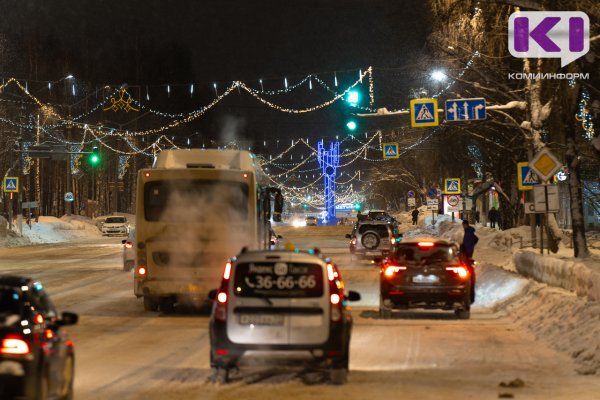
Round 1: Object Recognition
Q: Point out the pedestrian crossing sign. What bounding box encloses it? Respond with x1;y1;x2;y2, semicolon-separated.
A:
3;177;18;193
410;98;439;127
517;161;540;191
382;142;399;159
444;178;461;194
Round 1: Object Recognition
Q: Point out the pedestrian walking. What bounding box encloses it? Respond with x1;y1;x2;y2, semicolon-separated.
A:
460;219;479;260
474;210;480;224
488;207;499;229
411;209;419;225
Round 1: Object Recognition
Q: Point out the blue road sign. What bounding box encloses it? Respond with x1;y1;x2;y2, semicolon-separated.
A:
427;187;437;198
517;162;540;190
382;143;399;159
410;99;439;127
407;190;415;198
444;178;461;194
445;98;486;121
3;177;18;193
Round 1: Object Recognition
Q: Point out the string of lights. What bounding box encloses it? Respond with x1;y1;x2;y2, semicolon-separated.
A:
575;87;596;140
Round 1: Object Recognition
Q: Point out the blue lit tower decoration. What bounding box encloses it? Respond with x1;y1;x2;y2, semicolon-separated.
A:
317;140;340;225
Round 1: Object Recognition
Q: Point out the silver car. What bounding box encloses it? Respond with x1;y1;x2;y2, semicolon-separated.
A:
121;228;135;271
346;220;401;258
101;216;129;236
209;249;360;384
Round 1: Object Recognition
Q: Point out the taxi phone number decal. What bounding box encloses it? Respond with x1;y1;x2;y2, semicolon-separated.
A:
245;274;317;290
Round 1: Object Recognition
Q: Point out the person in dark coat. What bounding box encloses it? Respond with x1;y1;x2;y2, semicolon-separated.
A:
411;209;419;225
460;220;478;260
488;207;499;228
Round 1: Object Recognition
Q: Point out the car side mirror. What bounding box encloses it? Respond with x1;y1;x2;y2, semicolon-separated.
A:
346;290;361;302
208;289;217;300
345;234;352;239
58;312;79;326
277;235;283;239
121;239;127;244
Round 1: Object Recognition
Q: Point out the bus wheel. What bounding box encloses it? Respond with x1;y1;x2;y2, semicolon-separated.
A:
143;295;159;312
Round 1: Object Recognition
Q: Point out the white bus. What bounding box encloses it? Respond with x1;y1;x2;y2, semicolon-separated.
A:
133;149;283;312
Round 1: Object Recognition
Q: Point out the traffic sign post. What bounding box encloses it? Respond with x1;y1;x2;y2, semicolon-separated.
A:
427;198;439;225
407;190;415;198
445;98;486;121
410;99;439;128
382;143;400;159
517;161;540;191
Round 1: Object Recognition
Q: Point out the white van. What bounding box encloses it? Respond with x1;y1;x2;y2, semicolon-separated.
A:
208;249;360;384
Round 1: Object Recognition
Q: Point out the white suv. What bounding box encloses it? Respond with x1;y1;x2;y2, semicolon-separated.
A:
208;249;360;384
101;216;129;236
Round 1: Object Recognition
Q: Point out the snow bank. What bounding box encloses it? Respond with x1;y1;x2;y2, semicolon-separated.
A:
17;215;102;244
514;250;600;302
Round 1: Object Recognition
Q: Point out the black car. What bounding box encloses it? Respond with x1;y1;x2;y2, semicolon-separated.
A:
0;276;78;400
378;238;473;319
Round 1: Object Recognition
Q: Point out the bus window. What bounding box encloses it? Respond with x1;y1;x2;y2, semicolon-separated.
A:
144;180;249;222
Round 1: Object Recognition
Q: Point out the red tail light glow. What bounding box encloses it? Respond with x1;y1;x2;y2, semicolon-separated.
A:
390;237;396;245
330;294;341;305
144;172;150;177
217;292;228;303
223;262;232;280
34;314;44;324
351;238;357;245
125;242;133;249
384;266;407;277
137;267;147;276
417;241;435;248
446;266;469;278
1;337;30;355
327;264;335;281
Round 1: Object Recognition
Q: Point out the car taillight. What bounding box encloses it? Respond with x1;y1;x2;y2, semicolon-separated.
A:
125;242;133;249
417;241;435;248
446;266;469;278
137;249;147;277
1;337;30;355
215;261;232;321
384;265;407;277
137;266;147;276
34;314;44;324
327;264;344;323
351;238;356;245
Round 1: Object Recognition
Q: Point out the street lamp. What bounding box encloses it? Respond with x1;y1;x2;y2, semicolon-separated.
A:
430;70;447;82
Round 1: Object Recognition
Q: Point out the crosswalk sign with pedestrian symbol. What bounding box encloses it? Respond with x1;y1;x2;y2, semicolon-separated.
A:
382;143;400;159
517;161;540;191
444;178;461;194
3;177;19;193
410;98;439;128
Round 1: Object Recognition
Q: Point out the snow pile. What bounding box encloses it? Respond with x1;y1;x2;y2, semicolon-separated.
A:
474;263;529;310
0;216;31;247
507;284;600;375
515;250;600;302
19;215;102;244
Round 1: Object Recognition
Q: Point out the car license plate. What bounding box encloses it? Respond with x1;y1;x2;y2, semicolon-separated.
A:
239;314;284;326
412;275;440;283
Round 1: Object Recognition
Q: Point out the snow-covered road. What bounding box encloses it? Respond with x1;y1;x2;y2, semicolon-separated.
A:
1;231;600;399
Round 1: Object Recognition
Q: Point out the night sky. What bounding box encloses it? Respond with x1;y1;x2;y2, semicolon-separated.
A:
0;0;429;144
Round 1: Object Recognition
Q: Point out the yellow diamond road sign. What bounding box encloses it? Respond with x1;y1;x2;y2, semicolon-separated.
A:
529;148;562;182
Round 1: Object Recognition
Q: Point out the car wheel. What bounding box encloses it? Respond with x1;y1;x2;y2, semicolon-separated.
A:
455;308;470;320
60;355;75;400
361;232;380;250
212;367;230;384
143;295;159;312
330;368;348;385
159;297;175;313
379;296;392;319
35;369;49;400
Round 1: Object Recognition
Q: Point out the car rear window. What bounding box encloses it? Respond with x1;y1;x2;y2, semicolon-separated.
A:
358;224;389;237
0;288;22;315
394;243;458;263
233;262;324;298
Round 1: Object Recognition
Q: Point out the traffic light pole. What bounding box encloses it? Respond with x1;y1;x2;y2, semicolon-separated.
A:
65;112;72;216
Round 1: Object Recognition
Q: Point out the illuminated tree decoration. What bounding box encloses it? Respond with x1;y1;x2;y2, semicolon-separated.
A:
118;155;130;180
318;140;340;225
103;89;140;113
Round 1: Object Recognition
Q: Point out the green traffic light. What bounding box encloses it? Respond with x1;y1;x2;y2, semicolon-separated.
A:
346;121;357;131
90;154;99;164
89;146;100;166
347;90;359;105
353;203;361;210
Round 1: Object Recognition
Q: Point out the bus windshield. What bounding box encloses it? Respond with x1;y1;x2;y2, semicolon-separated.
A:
144;180;249;222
